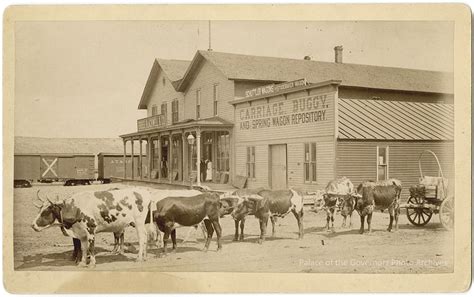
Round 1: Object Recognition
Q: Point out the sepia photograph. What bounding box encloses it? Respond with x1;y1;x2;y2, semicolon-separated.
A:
2;4;471;293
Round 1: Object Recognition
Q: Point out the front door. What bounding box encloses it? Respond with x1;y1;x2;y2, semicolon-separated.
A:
270;144;287;189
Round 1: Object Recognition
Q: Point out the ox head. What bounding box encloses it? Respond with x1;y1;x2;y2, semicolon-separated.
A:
218;193;241;218
31;190;63;232
231;194;263;221
309;190;326;213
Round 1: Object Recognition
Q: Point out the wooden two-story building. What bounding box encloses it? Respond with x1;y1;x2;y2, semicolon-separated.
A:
121;48;454;195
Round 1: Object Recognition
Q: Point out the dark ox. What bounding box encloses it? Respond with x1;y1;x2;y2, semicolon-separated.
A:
232;189;304;244
220;188;264;241
355;179;402;234
31;188;151;267
153;192;222;256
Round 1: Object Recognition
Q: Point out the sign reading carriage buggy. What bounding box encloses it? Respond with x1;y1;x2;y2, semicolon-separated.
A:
238;94;330;130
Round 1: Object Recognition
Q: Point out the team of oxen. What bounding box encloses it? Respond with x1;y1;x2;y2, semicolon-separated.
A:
30;177;401;268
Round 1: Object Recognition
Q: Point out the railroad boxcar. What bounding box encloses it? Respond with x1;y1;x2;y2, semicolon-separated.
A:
14;154;96;186
97;153;147;183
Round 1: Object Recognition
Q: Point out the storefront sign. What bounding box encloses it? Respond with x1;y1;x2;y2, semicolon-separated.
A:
238;94;329;130
137;114;166;131
244;79;307;98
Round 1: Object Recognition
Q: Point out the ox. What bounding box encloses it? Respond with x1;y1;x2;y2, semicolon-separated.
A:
152;192;222;256
146;189;206;245
232;189;304;244
322;177;356;231
31;188;151;267
220;188;264;242
355;179;402;234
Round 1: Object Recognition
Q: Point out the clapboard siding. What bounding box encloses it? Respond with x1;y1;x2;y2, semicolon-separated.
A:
235;136;335;192
183;61;234;122
336;140;454;199
147;71;185;123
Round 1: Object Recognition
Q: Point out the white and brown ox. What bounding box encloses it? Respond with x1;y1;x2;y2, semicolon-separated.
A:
355;179;402;234
31;188;151;267
313;177;357;231
231;189;304;244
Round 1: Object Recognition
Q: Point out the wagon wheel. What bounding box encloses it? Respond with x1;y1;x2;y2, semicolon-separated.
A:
439;196;454;230
406;196;433;226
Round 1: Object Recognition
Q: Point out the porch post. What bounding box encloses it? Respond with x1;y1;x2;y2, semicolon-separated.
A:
229;129;234;184
196;128;201;187
169;132;173;183
139;137;143;179
157;135;162;179
123;139;127;179
147;135;152;181
182;131;187;185
131;138;135;180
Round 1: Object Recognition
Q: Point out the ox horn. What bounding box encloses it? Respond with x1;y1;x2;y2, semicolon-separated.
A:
36;190;45;202
248;194;264;201
45;194;56;205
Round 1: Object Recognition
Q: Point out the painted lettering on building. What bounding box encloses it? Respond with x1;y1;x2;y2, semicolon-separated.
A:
244;79;307;98
238;94;329;130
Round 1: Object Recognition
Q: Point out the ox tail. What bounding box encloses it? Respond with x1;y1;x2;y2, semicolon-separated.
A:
145;201;155;224
391;179;403;200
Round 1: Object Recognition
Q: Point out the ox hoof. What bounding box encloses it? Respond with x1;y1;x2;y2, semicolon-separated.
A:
257;239;264;245
359;230;364;234
232;237;238;242
159;253;168;258
216;247;222;252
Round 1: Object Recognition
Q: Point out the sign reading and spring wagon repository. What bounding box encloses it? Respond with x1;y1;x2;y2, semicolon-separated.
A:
238;93;330;130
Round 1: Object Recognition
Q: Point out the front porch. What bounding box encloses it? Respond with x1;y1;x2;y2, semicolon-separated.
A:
119;117;234;189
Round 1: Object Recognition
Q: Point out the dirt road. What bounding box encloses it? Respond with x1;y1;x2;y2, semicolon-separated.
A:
14;183;453;273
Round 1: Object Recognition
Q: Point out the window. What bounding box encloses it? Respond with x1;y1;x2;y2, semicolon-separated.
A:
216;132;230;172
151;105;158;116
162;78;166;86
171;99;179;123
213;84;219;116
161;102;167;123
196;89;201;119
304;143;317;183
377;146;389;181
246;146;256;179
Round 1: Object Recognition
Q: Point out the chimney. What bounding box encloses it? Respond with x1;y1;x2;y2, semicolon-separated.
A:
303;55;311;60
334;45;343;63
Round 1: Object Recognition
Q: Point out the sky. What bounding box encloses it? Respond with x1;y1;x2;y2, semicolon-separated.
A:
14;21;454;138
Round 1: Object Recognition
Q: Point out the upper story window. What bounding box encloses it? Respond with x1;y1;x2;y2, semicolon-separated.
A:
161;102;167;122
171;99;179;124
151;105;158;116
196;89;201;119
377;146;389;181
162;78;166;86
213;84;219;116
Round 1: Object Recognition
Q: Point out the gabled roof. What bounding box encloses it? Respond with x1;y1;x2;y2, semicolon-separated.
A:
338;98;454;141
138;59;190;109
177;50;452;94
14;137;135;155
